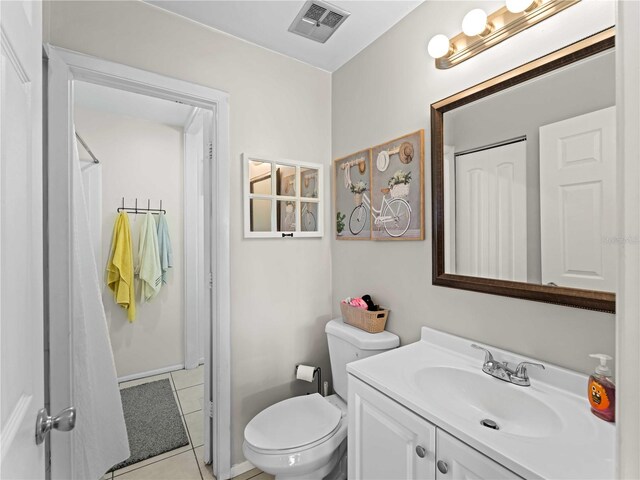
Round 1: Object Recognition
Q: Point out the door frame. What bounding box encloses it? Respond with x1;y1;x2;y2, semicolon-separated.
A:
45;45;231;479
616;1;640;477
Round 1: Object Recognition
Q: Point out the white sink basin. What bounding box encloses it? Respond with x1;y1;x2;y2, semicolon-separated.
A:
346;326;616;479
414;366;563;438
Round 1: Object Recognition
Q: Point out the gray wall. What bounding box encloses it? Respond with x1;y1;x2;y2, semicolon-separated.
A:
45;1;332;466
332;0;616;375
446;50;616;282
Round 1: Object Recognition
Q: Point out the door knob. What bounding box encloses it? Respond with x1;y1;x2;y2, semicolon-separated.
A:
415;445;427;458
437;460;449;474
35;407;76;445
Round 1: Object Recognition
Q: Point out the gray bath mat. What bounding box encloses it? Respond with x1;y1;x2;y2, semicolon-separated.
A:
110;379;190;471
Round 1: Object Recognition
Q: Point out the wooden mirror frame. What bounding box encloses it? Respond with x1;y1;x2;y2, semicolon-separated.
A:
430;28;616;313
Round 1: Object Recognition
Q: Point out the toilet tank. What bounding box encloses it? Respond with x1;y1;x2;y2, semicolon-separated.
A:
325;319;399;401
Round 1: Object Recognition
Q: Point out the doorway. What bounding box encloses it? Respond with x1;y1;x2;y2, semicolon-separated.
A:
46;46;231;479
73;81;210;475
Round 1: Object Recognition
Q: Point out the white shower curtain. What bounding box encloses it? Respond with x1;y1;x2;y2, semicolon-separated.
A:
80;161;102;271
71;132;130;479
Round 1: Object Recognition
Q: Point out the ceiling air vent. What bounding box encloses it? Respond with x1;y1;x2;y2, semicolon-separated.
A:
289;0;350;44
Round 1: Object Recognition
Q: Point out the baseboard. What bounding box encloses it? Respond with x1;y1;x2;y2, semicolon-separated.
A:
230;460;256;478
117;363;185;383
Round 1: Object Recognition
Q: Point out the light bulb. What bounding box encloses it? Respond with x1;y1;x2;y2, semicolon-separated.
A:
506;0;536;13
428;34;451;59
462;9;488;37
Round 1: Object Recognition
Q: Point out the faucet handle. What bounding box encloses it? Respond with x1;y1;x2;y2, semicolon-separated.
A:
471;344;495;365
514;361;545;379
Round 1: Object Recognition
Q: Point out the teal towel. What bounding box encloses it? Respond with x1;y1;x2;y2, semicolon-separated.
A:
157;212;173;284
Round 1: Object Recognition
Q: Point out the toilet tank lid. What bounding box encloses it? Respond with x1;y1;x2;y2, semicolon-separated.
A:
325;318;399;350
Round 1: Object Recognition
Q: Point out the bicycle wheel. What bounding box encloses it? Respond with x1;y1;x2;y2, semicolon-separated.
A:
302;210;316;232
349;205;367;235
382;199;411;237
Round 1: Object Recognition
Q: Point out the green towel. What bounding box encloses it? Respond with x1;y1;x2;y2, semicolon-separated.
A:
136;213;161;302
157;212;173;284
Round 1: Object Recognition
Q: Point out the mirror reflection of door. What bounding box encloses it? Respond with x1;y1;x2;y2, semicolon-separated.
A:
539;106;617;291
454;140;528;281
249;161;272;232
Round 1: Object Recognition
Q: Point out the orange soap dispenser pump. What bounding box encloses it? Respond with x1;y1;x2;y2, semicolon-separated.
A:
588;354;615;422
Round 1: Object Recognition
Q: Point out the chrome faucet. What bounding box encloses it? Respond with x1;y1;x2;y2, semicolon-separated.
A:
471;344;545;387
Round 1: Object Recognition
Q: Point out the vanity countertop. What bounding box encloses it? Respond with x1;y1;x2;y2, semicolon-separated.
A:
346;327;615;480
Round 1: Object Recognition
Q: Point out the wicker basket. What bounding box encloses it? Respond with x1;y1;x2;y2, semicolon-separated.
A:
340;302;389;333
390;183;410;199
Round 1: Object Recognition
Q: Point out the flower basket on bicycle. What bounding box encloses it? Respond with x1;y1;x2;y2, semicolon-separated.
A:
390;183;410;199
388;170;411;199
354;193;363;206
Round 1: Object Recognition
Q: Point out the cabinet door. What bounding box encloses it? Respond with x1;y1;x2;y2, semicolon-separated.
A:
436;430;522;479
349;375;436;480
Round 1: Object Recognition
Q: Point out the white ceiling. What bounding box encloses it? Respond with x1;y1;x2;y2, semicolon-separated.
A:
74;81;195;128
145;0;424;72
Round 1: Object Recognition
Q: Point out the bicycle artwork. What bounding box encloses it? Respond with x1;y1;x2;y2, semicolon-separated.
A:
334;130;424;241
347;181;412;238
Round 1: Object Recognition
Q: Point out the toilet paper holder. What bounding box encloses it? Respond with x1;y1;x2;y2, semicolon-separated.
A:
295;365;322;396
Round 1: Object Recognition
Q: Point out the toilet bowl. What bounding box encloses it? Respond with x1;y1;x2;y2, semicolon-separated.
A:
243;394;348;479
242;319;399;479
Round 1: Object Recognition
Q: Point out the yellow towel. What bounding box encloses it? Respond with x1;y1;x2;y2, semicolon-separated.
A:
106;212;136;321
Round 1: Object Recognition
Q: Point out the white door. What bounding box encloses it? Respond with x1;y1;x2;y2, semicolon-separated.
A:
539;107;616;291
0;1;45;478
184;109;206;368
349;376;436;480
436;430;521;479
455;141;528;281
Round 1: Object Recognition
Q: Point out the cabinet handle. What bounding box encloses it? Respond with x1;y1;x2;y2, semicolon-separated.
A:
437;460;449;474
415;445;427;458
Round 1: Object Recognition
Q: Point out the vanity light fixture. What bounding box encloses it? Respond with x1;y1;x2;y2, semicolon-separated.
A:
461;9;492;37
427;34;454;59
428;0;580;69
505;0;539;13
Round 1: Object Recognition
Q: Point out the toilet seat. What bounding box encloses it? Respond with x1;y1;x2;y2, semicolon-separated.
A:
244;393;341;453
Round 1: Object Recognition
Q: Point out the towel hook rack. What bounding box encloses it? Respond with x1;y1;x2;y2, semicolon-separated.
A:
117;197;167;215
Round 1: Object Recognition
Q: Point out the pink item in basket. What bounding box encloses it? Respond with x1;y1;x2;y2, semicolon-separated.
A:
349;298;368;309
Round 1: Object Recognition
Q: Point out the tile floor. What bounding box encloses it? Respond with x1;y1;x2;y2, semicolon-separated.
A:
102;366;273;480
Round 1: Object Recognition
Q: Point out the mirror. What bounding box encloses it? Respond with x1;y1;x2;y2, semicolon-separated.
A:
276;164;296;196
431;29;615;312
277;200;296;232
244;154;323;238
249;160;272;195
300;167;319;198
249;199;272;232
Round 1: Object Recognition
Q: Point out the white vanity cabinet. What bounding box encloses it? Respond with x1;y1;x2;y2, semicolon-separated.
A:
436;430;520;479
349;376;436;479
348;375;522;480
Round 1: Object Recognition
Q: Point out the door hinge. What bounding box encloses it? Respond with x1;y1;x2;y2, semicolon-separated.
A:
207;400;214;418
208;272;214;289
208;142;213;161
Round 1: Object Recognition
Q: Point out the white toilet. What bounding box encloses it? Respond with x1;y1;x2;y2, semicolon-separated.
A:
243;319;399;479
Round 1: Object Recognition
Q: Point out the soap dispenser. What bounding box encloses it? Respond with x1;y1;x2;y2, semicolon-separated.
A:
588;354;615;422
